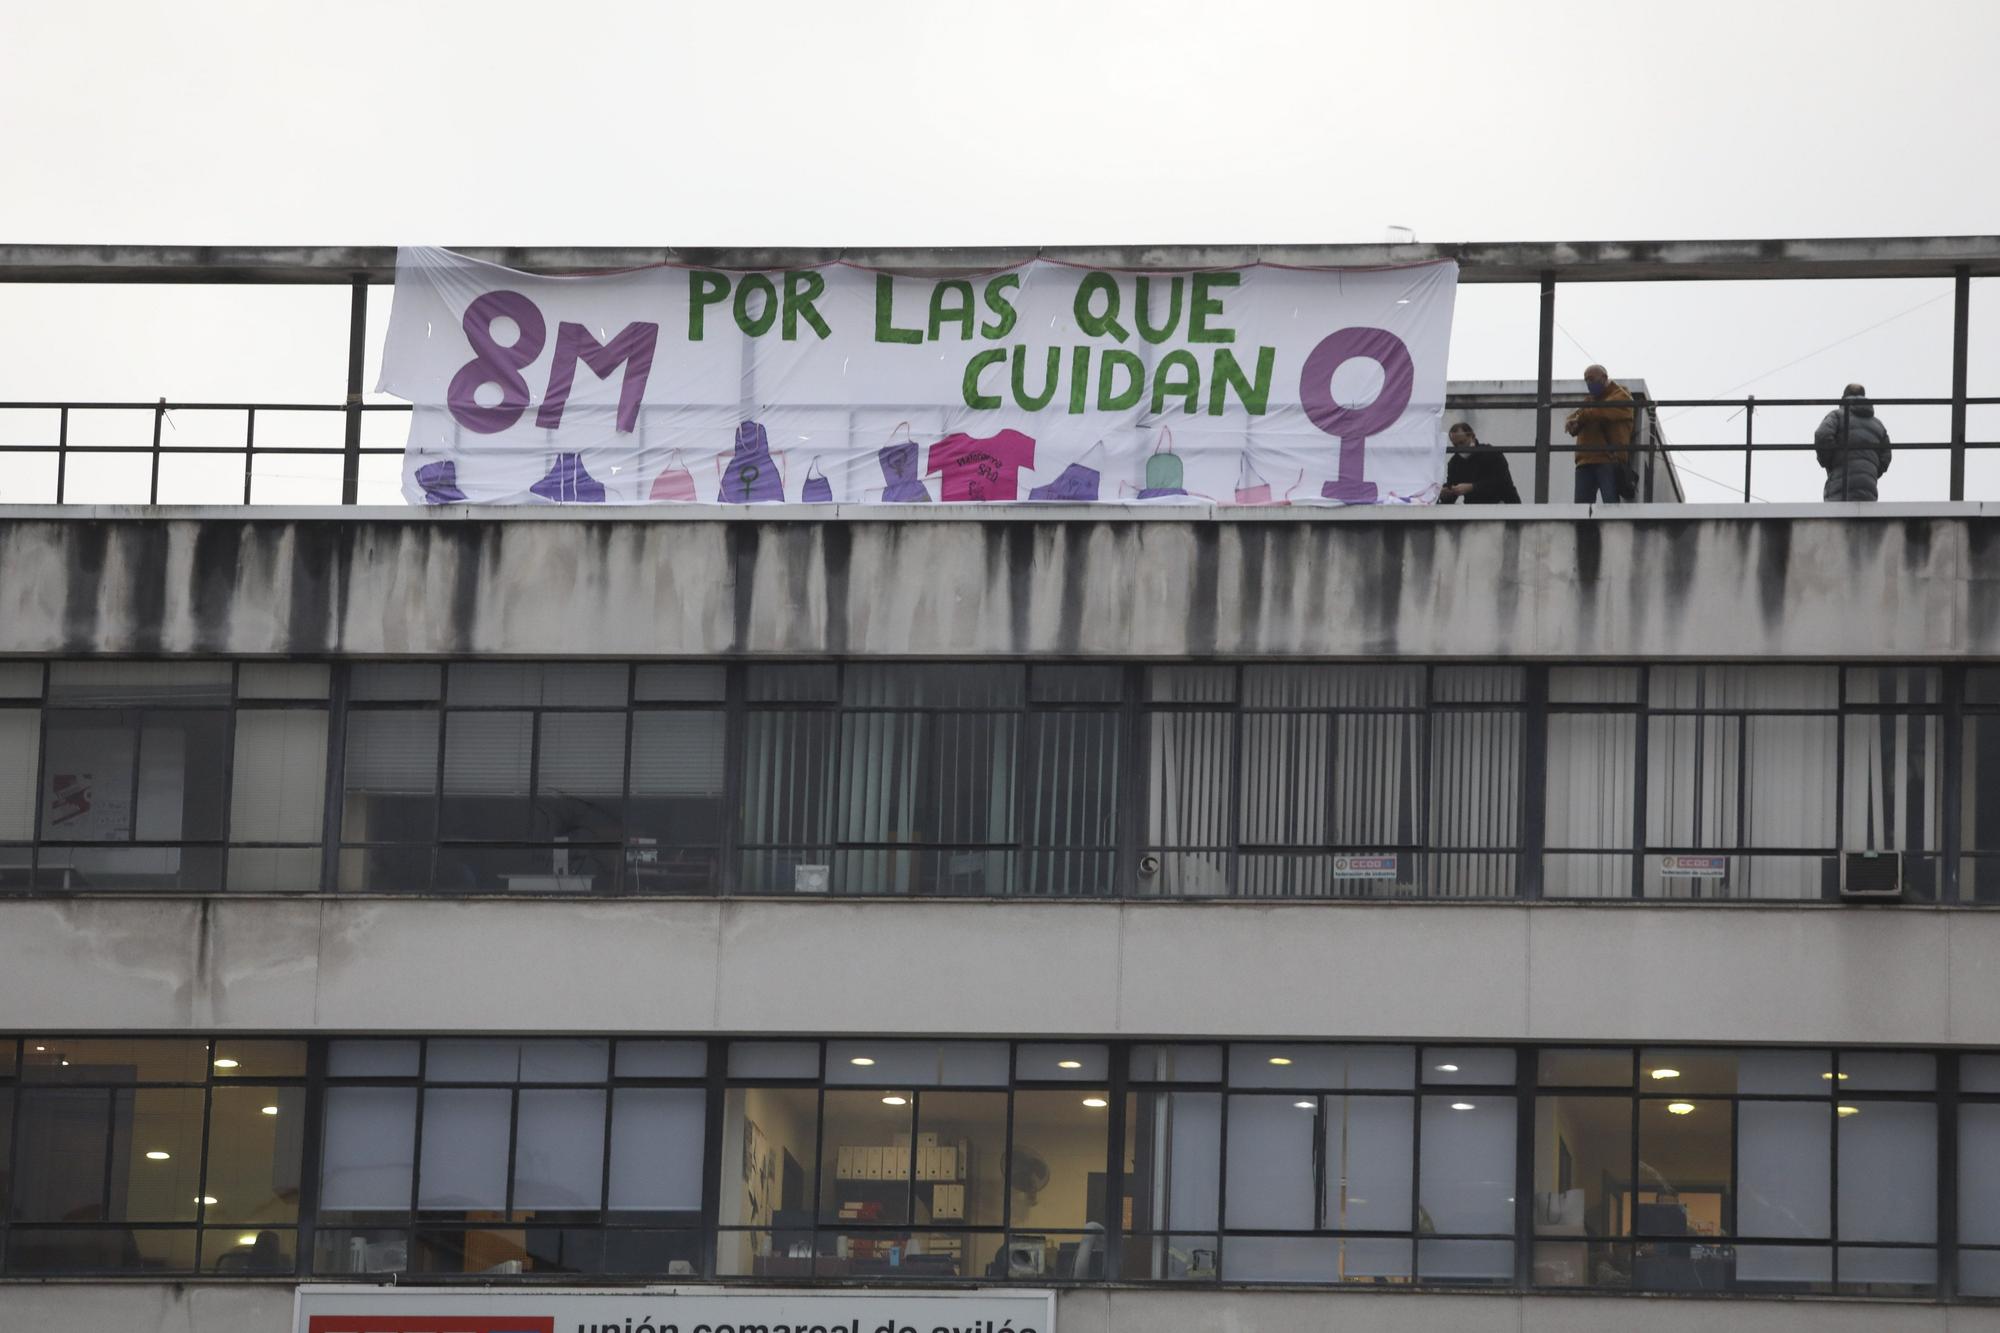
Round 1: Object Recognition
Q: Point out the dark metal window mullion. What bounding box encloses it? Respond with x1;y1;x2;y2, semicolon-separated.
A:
192;1048;217;1264
720;666;746;897
1939;1053;1959;1300
1513;1045;1537;1287
1632;669;1651;899
1227;667;1244;895
319;666;350;894
215;665;240;889
698;1038;726;1276
1520;668;1549;900
1945;667;1966;904
408;1040;429;1248
295;1038;328;1277
1104;1040;1128;1279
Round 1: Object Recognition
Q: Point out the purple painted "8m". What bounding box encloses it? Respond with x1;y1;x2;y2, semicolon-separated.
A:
446;289;659;436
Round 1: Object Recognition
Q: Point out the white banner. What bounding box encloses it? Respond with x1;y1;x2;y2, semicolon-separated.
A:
379;247;1457;507
294;1285;1054;1333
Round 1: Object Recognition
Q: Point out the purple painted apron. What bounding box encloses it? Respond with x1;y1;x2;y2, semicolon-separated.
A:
721;421;785;502
529;453;606;503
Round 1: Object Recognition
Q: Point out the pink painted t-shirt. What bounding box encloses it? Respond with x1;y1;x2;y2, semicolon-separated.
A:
926;429;1036;502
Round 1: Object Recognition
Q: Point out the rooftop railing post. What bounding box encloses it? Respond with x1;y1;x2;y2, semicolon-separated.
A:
1743;395;1756;503
149;396;164;504
340;277;368;505
1952;264;1971;501
1534;271;1555;503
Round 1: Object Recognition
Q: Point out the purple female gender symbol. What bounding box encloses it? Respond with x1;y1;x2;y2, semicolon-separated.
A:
1298;327;1414;502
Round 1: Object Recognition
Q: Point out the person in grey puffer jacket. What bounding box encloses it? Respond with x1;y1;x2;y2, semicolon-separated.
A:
1814;383;1891;502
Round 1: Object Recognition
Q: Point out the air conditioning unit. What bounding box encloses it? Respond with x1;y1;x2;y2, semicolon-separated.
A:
1838;851;1903;900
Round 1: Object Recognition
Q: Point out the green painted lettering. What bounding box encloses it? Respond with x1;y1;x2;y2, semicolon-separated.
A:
1188;272;1239;343
1068;346;1092;414
1134;275;1185;345
733;274;778;337
1097;350;1145;412
928;280;976;341
1074;272;1130;343
689;270;730;340
782;271;832;341
981;274;1021;339
874;273;923;344
962;348;1006;409
1151;349;1202;414
1011;345;1061;411
1209;346;1276;415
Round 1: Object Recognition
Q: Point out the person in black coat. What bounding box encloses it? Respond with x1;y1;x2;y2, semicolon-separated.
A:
1440;423;1521;504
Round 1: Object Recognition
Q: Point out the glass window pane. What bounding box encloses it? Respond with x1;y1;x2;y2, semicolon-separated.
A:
1538;1048;1633;1088
719;1087;819;1228
1546;714;1635;850
536;712;626;842
111;1088;205;1222
1124;1091;1219;1234
1229;1044;1414;1089
747;664;839;702
634;665;727;702
1964;1105;2000;1245
1738;1101;1831;1238
209;1040;306;1080
1419;1238;1512;1284
1420;1095;1514;1234
842;662;1024;708
1325;1095;1414;1232
1017;1045;1108;1081
512;1089;606;1214
204;1226;295;1274
608;1089;705;1215
1550;667;1640;703
1424;1049;1516;1086
327;1040;419;1078
11;1088;109;1220
1146;666;1236;703
341;710;439;844
1430;710;1520;851
440;712;531;839
1637;1099;1731;1238
629;711;725;886
1225;1094;1316;1230
1839;1051;1936;1091
319;1087;416;1215
1129;1045;1223;1083
350;663;441;701
1838;1244;1936;1293
7;1226;196;1275
238;663;331;699
820;1089;913;1225
1030;665;1123;703
424;1039;607;1085
728;1042;819;1080
1963;1055;2000;1094
417;1088;511;1213
1534;1095;1630;1239
1838;1101;1936;1243
203;1086;305;1225
0;663;43;697
1843;713;1940;853
1010;1089;1110;1230
1640;1048;1831;1096
40;709;231;844
47;661;231;704
915;1090;1004;1228
0;709;39;841
230;710;328;843
615;1041;706;1079
21;1038;208;1083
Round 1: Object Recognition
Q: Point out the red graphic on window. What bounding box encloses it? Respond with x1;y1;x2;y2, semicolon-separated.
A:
308;1318;554;1333
48;773;92;827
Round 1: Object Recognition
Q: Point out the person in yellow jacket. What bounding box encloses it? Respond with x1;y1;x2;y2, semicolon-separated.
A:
1564;364;1635;503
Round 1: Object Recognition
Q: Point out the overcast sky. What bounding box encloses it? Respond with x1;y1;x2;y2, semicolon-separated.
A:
3;0;1996;504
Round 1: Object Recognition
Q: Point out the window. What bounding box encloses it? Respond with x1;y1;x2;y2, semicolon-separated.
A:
314;1037;706;1277
2;1037;304;1274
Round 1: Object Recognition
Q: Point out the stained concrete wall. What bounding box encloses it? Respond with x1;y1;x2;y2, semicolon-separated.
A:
0;503;1991;662
2;896;1996;1049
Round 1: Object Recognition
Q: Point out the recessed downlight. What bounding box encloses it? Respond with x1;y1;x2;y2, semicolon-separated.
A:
881;1095;908;1106
1058;1060;1083;1070
1450;1102;1476;1112
1294;1100;1316;1110
1666;1102;1697;1116
260;1105;280;1116
1838;1105;1861;1117
1081;1097;1108;1108
1650;1068;1681;1080
1268;1057;1293;1067
849;1057;875;1067
196;1195;218;1206
145;1150;172;1161
212;1058;239;1069
1434;1064;1459;1073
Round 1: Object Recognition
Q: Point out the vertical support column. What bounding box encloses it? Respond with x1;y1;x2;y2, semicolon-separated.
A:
1944;666;1965;905
1518;666;1548;901
1513;1047;1537;1289
1940;1051;1960;1302
341;277;369;506
150;397;165;504
1534;272;1556;504
1104;1042;1129;1282
1952;264;1971;502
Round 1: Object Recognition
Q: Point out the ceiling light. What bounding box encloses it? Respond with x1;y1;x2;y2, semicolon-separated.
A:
33;1045;45;1052
849;1057;875;1067
1823;1072;1849;1081
1434;1064;1459;1073
145;1150;172;1161
1650;1068;1680;1080
1081;1097;1108;1108
1294;1100;1316;1110
213;1058;239;1069
237;1234;259;1247
881;1095;908;1106
1666;1102;1696;1116
1450;1102;1476;1111
1058;1060;1083;1070
59;1059;69;1066
260;1105;279;1116
1268;1057;1293;1066
196;1196;217;1206
1838;1105;1860;1117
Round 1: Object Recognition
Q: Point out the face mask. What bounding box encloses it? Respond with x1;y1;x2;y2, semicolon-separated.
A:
1587;381;1606;398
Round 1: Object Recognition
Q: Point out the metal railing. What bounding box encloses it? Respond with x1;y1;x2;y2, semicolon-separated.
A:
1;239;1994;506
